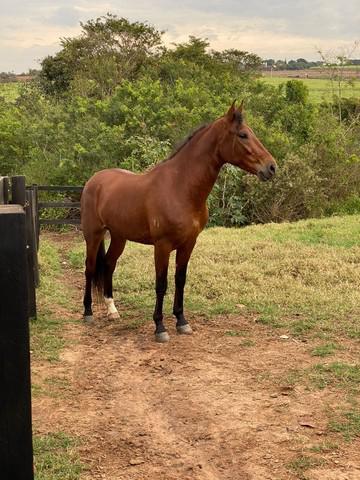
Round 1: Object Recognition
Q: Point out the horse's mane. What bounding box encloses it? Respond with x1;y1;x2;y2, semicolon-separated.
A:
162;124;209;163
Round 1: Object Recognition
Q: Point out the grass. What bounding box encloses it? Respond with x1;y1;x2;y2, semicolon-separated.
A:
308;441;339;453
329;410;360;441
309;362;360;393
33;432;83;480
284;360;360;441
288;455;324;479
0;82;20;101
224;330;248;337
280;361;360;400
32;240;85;479
311;343;339;357
67;214;360;339
34;215;360;477
261;76;360;102
31;239;73;361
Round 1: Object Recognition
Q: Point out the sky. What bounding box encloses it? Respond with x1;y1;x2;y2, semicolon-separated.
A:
0;0;359;73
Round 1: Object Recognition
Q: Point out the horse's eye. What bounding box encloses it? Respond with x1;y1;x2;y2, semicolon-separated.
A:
238;132;248;140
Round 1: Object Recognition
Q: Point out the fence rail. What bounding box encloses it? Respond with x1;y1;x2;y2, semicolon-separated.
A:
27;184;83;227
36;185;83;192
38;201;81;208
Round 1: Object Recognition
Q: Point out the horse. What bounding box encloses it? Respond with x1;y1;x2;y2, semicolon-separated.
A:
80;101;277;342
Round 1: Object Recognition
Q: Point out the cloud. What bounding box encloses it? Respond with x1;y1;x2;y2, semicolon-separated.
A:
47;6;82;27
0;0;359;72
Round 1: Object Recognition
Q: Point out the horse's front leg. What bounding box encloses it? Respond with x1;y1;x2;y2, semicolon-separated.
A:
153;241;171;342
173;239;196;335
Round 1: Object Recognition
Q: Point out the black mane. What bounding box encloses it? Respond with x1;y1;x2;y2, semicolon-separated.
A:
163;124;209;162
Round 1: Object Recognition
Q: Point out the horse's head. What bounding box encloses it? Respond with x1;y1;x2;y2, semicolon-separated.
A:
218;101;277;181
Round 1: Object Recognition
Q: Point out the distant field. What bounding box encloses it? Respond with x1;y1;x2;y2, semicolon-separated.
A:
263;67;360;80
311;65;360;71
262;76;360;102
0;82;20;101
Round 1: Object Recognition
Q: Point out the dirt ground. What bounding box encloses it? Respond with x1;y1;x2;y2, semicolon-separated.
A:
32;236;360;480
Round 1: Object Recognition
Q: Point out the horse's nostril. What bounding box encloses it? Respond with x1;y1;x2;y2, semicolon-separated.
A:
269;164;276;174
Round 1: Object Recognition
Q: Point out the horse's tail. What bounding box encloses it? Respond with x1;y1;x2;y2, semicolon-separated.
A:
93;239;106;297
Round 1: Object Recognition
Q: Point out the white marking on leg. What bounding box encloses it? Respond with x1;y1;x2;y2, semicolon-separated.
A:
104;297;118;315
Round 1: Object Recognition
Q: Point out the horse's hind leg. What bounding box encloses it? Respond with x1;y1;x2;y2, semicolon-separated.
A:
103;236;126;319
83;231;105;323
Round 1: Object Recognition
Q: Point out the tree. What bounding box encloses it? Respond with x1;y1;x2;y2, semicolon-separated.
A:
212;49;262;73
285;80;309;105
317;42;359;123
40;14;163;97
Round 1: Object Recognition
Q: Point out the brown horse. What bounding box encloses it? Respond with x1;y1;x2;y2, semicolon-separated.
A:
81;102;277;342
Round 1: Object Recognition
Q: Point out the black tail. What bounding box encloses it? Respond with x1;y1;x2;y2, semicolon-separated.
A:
93;239;106;296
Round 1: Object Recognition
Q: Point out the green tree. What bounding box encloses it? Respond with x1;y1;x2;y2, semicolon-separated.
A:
40;14;163;98
285;80;309;105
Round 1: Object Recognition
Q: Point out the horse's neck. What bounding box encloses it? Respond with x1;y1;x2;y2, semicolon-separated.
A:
168;126;224;208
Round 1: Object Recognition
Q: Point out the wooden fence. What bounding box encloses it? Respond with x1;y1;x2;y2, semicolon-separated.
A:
0;176;83;480
0;176;34;479
26;185;83;250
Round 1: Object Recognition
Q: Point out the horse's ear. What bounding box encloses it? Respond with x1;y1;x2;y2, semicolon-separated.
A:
239;99;245;112
226;100;237;121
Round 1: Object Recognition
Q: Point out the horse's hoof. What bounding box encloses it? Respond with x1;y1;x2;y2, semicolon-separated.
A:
108;311;120;320
83;315;94;324
155;331;170;343
176;324;193;335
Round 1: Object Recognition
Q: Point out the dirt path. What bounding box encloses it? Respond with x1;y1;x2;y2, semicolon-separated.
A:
32;235;360;480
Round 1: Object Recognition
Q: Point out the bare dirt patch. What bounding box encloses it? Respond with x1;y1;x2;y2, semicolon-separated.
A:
32;234;360;480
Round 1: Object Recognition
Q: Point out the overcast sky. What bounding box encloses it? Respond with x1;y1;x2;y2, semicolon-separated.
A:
1;0;359;72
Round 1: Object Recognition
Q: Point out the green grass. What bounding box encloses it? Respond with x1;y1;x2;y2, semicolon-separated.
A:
281;361;360;397
31;239;76;361
0;82;20;101
262;76;360;102
288;455;324;479
309;362;360;393
311;343;339;357
33;242;85;479
68;214;360;339
329;410;360;440
31;315;66;362
308;441;339;453
34;432;83;480
282;360;360;442
224;330;248;337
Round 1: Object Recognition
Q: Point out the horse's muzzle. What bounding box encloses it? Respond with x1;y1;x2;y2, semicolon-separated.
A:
258;162;277;181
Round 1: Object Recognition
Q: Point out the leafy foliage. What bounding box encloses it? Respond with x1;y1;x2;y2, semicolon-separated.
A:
1;14;360;225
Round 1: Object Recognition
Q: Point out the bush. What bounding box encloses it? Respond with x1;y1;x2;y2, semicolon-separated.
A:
0;14;359;226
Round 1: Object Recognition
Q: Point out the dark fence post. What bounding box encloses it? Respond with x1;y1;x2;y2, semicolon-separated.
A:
0;176;9;204
10;177;37;315
31;187;40;286
32;185;40;250
25;190;38;314
11;175;26;206
0;205;34;480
